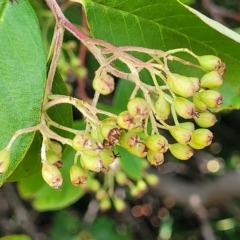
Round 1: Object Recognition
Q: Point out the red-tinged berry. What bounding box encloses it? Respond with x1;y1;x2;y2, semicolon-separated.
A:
100;124;121;145
191;129;213;147
199;90;223;108
173;97;197;119
167;73;196;97
0;148;10;174
42;161;63;189
147;150;164;167
92;74;115;95
194;112;217;128
154;94;171;120
168;125;192;145
200;71;223;89
127;141;148;158
119;131;140;149
127;97;149;119
70;163;88;186
145;134;168;153
169;143;194;160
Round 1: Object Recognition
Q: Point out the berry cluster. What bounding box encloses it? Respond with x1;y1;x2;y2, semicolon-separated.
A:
0;49;225;194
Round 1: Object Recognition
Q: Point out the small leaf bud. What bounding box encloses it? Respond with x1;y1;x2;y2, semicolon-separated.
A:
70;163;88;186
0;148;10;174
194;112;217;128
147;150;164;167
167;73;196;97
200;71;223;89
92;74;115;95
191;129;213;147
197;55;226;74
42;161;63;189
199;90;223;108
168;125;192;145
154;94;171;120
169;143;194;160
127;97;149;119
145;134;168;153
173;97;197;119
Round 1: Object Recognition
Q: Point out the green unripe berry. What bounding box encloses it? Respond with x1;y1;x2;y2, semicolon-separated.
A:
70;163;88;186
147;150;164;167
96;189;107;200
0;148;10;174
49;140;62;157
117;111;143;132
87;178;101;192
46;150;63;168
92;74;115;95
100;149;116;166
127;141;148;158
191;129;213;147
173;97;197;119
42;161;63;189
80;153;103;172
169;143;194;160
193;93;208;111
189;77;200;92
119;131;140;149
137;179;147;192
194;112;217;128
99;198;112;212
100;124;121;145
200;71;223;89
145;173;159;186
113;198;126;212
127;97;149;119
167;73;196;97
188;140;206;150
130;186;141;197
72;133;102;154
145;134;168;153
199;90;223;108
154;94;171;120
168;125;192;145
115;171;128;186
197;55;226;74
179;122;195;131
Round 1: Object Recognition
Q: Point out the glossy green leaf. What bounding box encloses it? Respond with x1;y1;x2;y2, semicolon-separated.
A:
0;235;31;240
0;0;46;185
82;0;240;110
17;121;86;211
117;146;143;180
7;70;73;182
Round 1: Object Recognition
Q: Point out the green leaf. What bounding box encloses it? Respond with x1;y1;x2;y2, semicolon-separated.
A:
0;0;46;185
82;0;240;110
7;69;73;182
17;121;86;211
0;235;31;240
117;146;143;180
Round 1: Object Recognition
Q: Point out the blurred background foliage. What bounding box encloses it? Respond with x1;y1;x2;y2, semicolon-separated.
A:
1;0;240;239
